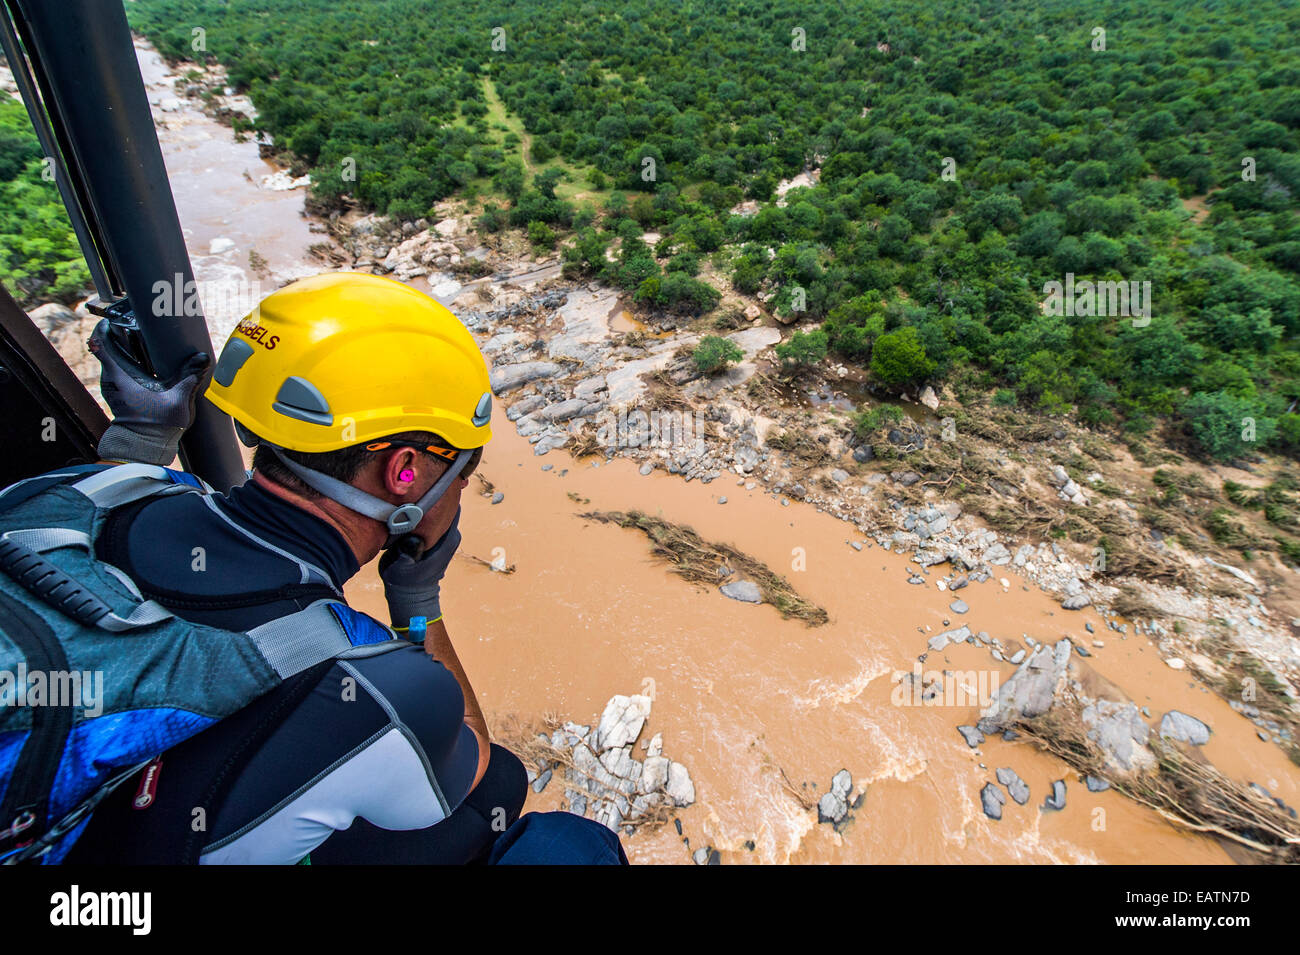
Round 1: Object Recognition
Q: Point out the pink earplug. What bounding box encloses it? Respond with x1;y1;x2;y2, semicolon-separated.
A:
399;468;415;482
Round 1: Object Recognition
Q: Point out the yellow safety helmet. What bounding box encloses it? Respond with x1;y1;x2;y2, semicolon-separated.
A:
205;272;492;453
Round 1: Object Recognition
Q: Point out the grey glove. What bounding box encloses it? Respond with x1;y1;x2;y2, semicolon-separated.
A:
88;318;210;466
378;508;462;628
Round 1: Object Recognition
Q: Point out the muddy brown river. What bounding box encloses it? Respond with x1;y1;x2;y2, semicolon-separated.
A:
133;40;1298;865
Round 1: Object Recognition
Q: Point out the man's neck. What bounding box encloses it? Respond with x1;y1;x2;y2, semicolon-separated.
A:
250;471;384;566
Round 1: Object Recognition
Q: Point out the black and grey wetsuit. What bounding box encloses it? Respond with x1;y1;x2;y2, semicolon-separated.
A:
0;466;525;864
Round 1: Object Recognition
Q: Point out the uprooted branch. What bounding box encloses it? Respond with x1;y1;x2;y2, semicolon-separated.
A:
1013;702;1300;862
579;509;829;626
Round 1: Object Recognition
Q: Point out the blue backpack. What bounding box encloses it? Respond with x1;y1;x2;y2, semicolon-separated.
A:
0;463;407;864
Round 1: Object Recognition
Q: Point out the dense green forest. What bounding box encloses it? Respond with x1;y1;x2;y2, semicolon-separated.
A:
0;97;90;305
77;2;1300;459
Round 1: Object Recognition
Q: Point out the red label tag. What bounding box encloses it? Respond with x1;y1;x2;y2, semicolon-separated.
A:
132;757;163;810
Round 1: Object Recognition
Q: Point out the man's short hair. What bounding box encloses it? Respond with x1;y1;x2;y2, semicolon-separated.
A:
252;430;449;497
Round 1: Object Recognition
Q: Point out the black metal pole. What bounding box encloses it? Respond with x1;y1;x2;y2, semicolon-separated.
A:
9;0;244;491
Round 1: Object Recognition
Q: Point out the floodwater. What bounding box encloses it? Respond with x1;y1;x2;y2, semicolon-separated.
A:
134;39;319;344
347;424;1299;865
134;40;1300;865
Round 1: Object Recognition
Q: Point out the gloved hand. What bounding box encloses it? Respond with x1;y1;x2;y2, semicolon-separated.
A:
88;318;210;466
378;508;462;628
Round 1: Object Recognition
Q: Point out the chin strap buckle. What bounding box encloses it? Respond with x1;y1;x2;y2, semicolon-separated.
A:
386;503;425;536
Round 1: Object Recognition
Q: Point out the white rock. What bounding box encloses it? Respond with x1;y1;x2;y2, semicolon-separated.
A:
630;792;665;819
594;802;624;831
571;743;600;776
639;755;669;794
260;170;312;191
830;768;852;799
666;761;696;806
818;791;848;824
594;694;652;751
720;580;762;603
599;745;638;780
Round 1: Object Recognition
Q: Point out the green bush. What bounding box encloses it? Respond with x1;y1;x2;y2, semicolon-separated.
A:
666;250;700;275
824;294;887;360
527;220;556;249
852;404;905;440
775;329;828;369
635;271;720;315
477;204;506;233
870;327;936;389
692;336;744;374
1184;391;1277;460
1276;413;1300;455
529;138;554;164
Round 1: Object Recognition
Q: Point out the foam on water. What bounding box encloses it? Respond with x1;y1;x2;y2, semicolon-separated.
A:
788;654;893;709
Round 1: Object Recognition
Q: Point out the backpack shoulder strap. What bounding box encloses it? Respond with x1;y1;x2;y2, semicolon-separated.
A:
69;463;203;510
245;600;409;680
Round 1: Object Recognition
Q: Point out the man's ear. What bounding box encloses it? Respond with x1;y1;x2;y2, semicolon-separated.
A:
381;448;421;497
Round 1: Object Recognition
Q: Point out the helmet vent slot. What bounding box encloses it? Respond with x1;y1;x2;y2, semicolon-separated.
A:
212;339;254;387
272;376;334;427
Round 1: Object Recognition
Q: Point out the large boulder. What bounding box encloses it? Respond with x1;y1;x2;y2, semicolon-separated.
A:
1081;699;1155;773
980;783;1005;820
1159;710;1211;746
31;302;100;396
818;768;853;825
979;639;1072;730
665;761;695;807
594;694;652;750
639;755;669;794
929;625;972;652
28;302;77;334
1041;779;1067;811
996;767;1030;805
537;398;588;423
490;361;562;394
